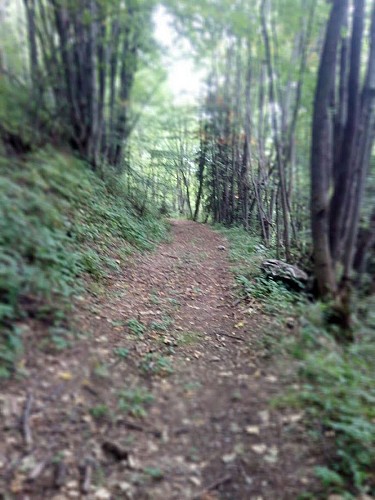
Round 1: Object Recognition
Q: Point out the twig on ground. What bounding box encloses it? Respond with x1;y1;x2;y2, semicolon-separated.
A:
54;461;67;488
28;460;48;481
81;459;94;493
216;332;246;342
22;391;33;448
192;474;232;499
161;253;179;259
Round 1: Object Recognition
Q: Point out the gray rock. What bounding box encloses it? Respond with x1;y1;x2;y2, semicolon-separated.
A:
261;259;308;286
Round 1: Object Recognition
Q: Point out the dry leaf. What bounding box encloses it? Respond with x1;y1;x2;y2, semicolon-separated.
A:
94;488;111;499
222;452;236;463
245;425;260;435
251;444;267;454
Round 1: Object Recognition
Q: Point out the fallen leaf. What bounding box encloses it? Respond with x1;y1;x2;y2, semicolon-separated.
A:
190;476;202;487
282;413;303;424
251;444;267;454
58;371;73;381
222;452;236;463
94;488;111;499
245;425;260;435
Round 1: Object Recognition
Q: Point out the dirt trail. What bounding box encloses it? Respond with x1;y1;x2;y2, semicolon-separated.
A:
0;220;316;500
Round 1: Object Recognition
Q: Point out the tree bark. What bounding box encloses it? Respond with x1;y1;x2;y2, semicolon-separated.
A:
310;0;348;297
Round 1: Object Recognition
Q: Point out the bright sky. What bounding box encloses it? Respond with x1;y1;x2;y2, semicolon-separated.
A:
153;5;205;105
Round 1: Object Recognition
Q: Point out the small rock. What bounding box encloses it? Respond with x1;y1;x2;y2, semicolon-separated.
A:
282;413;303;424
217;245;226;251
66;480;79;490
128;455;142;470
118;481;133;493
94;488;111;499
258;410;270;424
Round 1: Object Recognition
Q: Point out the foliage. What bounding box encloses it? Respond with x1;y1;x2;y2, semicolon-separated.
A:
114;347;130;359
127;318;146;337
139;352;174;376
284;296;375;496
221;223;375;496
118;387;154;417
0;148;168;377
90;404;110;420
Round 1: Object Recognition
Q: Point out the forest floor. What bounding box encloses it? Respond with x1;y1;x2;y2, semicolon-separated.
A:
0;220;320;500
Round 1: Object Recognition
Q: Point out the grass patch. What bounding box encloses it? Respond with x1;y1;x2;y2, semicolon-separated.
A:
0;148;168;377
127;318;146;337
175;331;202;346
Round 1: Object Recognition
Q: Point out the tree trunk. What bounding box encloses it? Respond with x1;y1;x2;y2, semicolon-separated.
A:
310;0;348;297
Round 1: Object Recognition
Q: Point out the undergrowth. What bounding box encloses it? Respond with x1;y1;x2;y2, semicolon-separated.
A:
217;224;375;498
0;148;168;377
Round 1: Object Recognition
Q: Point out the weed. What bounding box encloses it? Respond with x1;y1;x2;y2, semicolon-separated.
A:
176;331;202;346
139;353;174;376
93;363;110;378
149;292;160;305
143;467;164;480
118;387;154;417
114;347;129;359
111;320;127;327
90;404;109;420
49;327;73;351
184;381;202;392
150;316;172;332
127;318;145;337
167;297;180;306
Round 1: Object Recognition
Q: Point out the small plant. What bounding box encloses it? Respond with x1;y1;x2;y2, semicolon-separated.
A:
118;387;154;417
176;331;202;346
114;347;129;359
140;353;174;376
89;404;109;420
149;292;160;305
150;316;172;332
111;319;127;327
49;326;73;350
127;318;145;337
168;297;180;306
93;363;110;378
143;467;164;480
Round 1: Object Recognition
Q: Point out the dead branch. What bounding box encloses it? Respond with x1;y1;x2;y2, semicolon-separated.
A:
192;474;232;499
22;392;33;448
